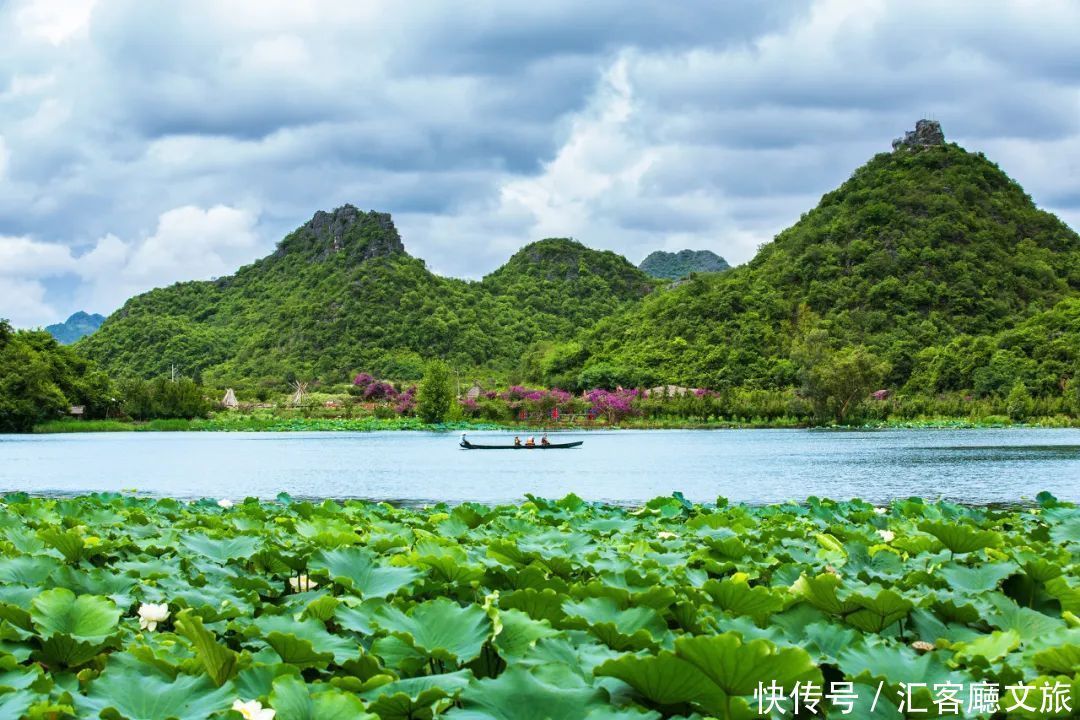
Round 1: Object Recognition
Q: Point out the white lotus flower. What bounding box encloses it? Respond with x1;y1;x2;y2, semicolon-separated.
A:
878;529;895;543
232;699;275;720
218;498;234;508
874;507;888;515
657;531;678;540
288;574;317;592
137;602;170;632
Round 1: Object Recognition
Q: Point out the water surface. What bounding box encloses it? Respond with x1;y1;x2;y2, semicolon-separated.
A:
2;428;1078;505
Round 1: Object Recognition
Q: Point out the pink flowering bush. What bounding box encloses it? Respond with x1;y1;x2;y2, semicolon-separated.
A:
395;386;417;415
585;388;640;423
363;381;398;401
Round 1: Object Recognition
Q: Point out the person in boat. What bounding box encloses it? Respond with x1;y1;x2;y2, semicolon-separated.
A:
461;433;467;445
514;436;522;447
525;436;535;447
541;434;550;446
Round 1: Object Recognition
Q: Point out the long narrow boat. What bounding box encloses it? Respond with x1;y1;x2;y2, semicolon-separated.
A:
460;439;583;450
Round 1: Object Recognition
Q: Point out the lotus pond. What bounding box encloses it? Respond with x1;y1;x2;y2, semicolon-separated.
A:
0;492;1077;719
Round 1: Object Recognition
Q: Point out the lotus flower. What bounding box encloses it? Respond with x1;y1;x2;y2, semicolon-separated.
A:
911;640;934;652
288;574;317;592
657;531;679;540
217;498;234;508
874;507;887;514
232;699;275;720
877;529;895;543
137;602;170;632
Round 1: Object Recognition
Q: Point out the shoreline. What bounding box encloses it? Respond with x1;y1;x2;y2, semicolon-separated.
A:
29;414;1080;434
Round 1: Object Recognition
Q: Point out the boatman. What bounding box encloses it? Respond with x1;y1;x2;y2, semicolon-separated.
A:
541;434;550;446
461;433;467;445
514;436;522;447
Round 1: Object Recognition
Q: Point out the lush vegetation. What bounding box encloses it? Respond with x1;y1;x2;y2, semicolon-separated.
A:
638;249;730;280
0;492;1074;718
44;312;106;345
6;141;1074;429
552;144;1080;402
77;210;651;387
117;377;212;421
0;320;111;432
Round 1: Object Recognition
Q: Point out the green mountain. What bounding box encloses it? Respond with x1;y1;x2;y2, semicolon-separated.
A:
45;311;106;344
639;249;730;279
78;207;651;386
481;238;652;340
550;137;1080;393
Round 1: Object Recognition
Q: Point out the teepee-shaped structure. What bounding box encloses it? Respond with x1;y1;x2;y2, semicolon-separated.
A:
222;388;238;408
290;381;309;407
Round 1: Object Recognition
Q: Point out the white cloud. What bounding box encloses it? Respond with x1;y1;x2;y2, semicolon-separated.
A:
0;234;75;276
0;136;8;180
73;204;262;315
0;276;59;327
15;0;97;45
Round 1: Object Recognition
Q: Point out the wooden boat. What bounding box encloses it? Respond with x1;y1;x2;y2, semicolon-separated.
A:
460;439;583;450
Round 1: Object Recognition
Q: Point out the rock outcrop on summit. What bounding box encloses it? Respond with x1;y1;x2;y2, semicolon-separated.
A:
892;119;945;150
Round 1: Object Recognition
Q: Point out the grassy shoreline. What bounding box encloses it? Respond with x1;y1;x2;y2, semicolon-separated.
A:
32;413;1080;433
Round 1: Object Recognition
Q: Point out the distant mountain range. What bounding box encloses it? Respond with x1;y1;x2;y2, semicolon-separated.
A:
639;249;730;279
46;311;105;344
78;122;1080;405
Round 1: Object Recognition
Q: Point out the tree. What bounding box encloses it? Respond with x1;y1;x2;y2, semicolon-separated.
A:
0;327;88;432
793;328;890;424
416;360;454;423
1005;381;1032;422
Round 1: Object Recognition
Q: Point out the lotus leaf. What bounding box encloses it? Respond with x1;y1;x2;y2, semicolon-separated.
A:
0;492;1075;719
450;666;606;720
252;615;360;667
918;521;1002;554
174;609;240;686
180;533;261;563
30;588;120;667
269;674;375;720
309;547;421;597
374;598;491;665
78;664;234;719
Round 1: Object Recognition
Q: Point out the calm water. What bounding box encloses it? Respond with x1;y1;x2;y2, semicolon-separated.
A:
1;429;1079;506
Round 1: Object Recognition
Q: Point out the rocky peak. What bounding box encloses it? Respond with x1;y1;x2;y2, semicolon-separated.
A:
892;120;945;151
275;204;405;262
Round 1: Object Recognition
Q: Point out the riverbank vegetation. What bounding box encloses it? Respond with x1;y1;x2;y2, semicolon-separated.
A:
0;492;1074;718
21;364;1080;434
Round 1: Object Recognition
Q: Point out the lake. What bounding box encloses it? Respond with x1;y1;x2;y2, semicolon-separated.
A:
2;428;1079;506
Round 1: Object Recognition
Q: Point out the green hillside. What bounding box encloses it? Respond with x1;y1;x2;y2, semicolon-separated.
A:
639;249;730;279
552;141;1080;393
78;207;651;386
481;238;652;340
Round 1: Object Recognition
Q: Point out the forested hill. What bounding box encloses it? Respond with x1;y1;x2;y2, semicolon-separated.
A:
78;207;651;385
639;249;730;279
549;137;1080;393
481;239;652;339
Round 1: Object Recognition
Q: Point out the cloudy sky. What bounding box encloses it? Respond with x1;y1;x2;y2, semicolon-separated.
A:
2;0;1079;327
